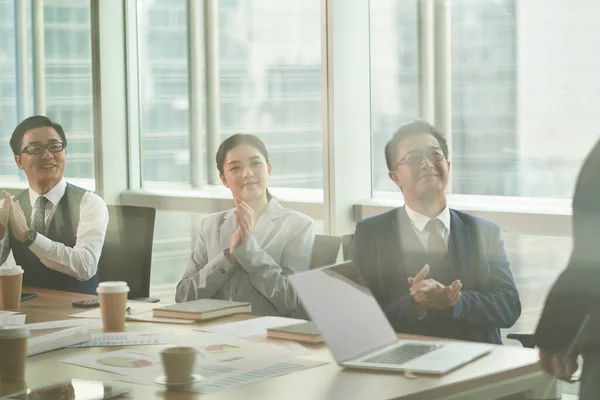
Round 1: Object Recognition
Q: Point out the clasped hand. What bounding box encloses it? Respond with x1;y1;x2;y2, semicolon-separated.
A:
408;264;462;313
539;348;579;382
227;201;255;262
0;190;29;242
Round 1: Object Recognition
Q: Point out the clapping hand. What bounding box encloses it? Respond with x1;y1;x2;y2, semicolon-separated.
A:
8;197;29;243
0;191;10;238
235;201;255;243
408;264;463;312
228;201;256;262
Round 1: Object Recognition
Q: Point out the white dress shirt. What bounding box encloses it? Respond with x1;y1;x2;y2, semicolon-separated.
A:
0;178;109;281
404;204;451;250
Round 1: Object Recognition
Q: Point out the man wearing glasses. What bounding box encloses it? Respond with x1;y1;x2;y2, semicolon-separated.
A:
349;120;521;344
0;116;109;294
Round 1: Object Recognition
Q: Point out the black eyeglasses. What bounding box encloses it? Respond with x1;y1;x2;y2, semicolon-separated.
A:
396;147;445;167
20;142;65;155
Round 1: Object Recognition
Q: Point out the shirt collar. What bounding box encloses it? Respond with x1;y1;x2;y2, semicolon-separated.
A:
404;204;451;233
29;178;67;207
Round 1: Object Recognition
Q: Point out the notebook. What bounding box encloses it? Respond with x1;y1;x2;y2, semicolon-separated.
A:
152;299;251;321
267;321;323;344
27;325;92;356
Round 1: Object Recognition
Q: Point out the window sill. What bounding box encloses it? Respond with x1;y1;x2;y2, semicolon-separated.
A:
120;185;325;219
359;194;572;236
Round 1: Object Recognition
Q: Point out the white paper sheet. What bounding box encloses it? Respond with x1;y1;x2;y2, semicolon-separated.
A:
0;314;26;326
120;353;326;394
69;332;175;347
25;318;103;331
195;316;306;338
68;302;160;319
64;348;324;395
173;334;309;359
0;310;17;315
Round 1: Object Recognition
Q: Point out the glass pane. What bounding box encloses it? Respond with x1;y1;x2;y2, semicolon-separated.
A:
138;0;191;185
0;0;94;183
503;233;571;343
0;0;19;180
452;0;600;197
44;0;95;181
370;0;420;192
219;0;323;189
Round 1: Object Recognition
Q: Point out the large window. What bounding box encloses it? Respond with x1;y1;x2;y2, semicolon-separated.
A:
0;0;94;184
370;0;420;193
371;0;600;199
136;0;323;189
137;0;191;185
219;0;322;189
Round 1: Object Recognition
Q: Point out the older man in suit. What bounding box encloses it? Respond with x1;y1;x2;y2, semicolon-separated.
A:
349;120;521;344
535;137;600;399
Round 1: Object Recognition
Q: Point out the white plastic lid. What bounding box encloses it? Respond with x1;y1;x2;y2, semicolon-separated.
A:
0;326;29;340
96;281;130;294
0;265;23;276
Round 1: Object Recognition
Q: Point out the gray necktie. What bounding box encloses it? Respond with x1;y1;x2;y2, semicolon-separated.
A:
32;196;49;235
425;219;447;270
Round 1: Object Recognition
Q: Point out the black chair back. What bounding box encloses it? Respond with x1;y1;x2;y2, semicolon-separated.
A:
310;234;342;269
98;205;156;299
342;234;354;261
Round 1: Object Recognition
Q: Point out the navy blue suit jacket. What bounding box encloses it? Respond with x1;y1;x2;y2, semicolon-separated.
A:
349;207;521;344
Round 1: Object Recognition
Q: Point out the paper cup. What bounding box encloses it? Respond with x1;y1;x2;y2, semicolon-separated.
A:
97;281;129;332
160;347;197;385
0;327;29;382
0;266;24;309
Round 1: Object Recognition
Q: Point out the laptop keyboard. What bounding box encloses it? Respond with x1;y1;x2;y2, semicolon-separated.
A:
363;343;441;365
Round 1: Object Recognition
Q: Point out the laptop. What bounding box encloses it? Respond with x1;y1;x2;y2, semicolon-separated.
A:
289;261;492;374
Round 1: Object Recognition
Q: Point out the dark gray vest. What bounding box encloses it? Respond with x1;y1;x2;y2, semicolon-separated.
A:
9;183;99;294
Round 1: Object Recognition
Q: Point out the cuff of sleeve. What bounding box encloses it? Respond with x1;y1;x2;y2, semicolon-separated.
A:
233;237;262;271
216;251;236;274
28;233;53;256
450;296;464;319
384;294;418;322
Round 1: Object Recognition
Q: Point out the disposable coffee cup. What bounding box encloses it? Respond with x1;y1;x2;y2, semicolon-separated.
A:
0;327;29;382
0;377;27;398
160;347;197;385
0;266;24;309
97;281;129;332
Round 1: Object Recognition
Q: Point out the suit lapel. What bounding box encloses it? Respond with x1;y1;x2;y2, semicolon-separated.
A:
221;208;236;249
379;208;411;300
252;199;282;245
447;210;473;289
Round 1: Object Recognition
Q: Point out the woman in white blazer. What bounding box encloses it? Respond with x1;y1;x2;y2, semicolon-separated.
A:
175;134;315;316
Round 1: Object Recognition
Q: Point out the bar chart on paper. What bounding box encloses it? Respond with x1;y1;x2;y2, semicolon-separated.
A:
199;360;325;393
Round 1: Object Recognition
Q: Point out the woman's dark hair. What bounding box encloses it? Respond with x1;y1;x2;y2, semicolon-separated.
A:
216;133;273;200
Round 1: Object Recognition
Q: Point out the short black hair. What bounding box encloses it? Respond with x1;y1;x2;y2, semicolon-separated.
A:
384;120;449;171
10;115;67;155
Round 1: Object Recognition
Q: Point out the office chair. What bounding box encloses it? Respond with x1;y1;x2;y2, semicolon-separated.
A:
310;234;342;269
98;205;158;302
294;235;342;320
341;234;354;261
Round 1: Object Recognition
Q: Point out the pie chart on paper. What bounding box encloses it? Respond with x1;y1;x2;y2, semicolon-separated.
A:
97;356;153;368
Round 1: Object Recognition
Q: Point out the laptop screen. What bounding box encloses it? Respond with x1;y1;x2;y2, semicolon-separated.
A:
290;261;397;362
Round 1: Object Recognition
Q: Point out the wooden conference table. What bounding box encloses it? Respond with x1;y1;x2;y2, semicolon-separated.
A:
10;288;557;400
